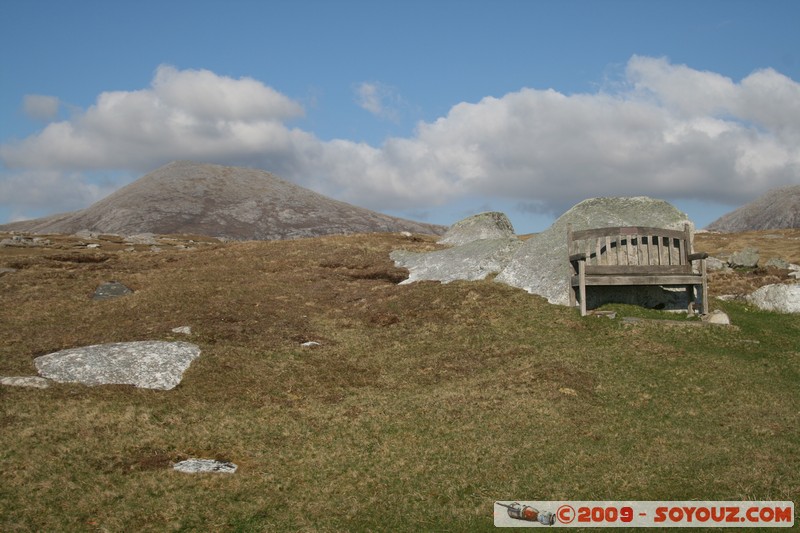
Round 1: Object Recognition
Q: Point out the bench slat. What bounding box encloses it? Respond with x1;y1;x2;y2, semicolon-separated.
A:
572;226;685;241
585;265;690;275
573;274;703;286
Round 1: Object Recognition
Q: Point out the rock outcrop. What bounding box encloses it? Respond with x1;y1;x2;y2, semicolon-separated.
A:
390;211;522;284
706;185;800;232
391;237;522;284
439;212;515;246
495;197;694;308
0;161;445;240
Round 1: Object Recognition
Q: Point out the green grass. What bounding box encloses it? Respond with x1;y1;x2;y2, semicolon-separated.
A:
1;233;798;531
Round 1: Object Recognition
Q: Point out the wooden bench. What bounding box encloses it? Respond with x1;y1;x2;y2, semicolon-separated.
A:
567;224;708;316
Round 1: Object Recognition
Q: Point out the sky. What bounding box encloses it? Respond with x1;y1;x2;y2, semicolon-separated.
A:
1;0;799;233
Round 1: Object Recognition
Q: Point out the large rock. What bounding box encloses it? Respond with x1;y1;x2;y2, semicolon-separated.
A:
439;212;515;246
391;237;523;284
745;284;800;313
35;341;201;390
495;197;694;307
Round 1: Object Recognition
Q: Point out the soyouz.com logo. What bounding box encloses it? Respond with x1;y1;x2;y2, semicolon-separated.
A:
493;501;794;527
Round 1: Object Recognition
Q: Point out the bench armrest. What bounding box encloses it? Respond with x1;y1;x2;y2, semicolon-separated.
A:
569;252;587;262
688;252;708;261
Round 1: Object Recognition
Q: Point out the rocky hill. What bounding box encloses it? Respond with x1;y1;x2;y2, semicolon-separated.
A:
706;185;800;232
0;161;445;239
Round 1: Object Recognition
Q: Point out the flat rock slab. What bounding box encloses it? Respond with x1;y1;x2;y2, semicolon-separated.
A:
0;376;51;389
35;341;201;390
173;459;237;474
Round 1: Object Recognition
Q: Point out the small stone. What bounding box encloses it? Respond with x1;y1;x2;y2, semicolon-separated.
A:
702;310;731;325
173;459;237;474
86;243;100;249
301;341;321;348
171;326;192;335
0;376;51;389
590;310;617;319
92;281;133;300
705;256;729;271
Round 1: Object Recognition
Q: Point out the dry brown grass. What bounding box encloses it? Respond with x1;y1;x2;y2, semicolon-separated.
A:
696;228;800;264
1;230;798;531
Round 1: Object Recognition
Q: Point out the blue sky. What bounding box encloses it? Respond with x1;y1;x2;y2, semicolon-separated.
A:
1;0;799;233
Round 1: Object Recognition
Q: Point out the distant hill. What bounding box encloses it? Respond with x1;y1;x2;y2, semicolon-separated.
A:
706;185;800;232
0;161;445;239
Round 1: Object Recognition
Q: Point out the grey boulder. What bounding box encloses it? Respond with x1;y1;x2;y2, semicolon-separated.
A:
729;248;760;268
439;211;516;246
495;196;694;307
745;284;800;314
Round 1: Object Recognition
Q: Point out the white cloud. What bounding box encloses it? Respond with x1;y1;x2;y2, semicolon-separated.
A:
0;169;116;213
23;95;60;121
1;57;799;223
355;81;401;121
1;65;306;172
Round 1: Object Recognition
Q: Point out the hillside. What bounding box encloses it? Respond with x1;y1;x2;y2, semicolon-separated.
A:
0;161;445;239
1;230;798;530
706;185;800;232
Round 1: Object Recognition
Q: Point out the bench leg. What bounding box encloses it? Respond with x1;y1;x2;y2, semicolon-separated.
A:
578;261;587;316
569;281;576;308
686;284;695;314
701;260;709;315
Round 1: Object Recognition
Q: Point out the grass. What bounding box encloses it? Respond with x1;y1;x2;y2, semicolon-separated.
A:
1;231;798;531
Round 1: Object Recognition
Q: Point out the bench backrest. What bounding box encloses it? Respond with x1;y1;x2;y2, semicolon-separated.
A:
567;224;695;275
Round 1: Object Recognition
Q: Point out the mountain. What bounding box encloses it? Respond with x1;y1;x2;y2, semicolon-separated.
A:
705;185;800;232
0;161;445;239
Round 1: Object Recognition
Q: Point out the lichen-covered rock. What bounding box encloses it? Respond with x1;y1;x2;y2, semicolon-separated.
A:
35;341;201;390
439;212;516;246
745;284;800;313
391;237;522;284
495;197;694;307
729;248;760;268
